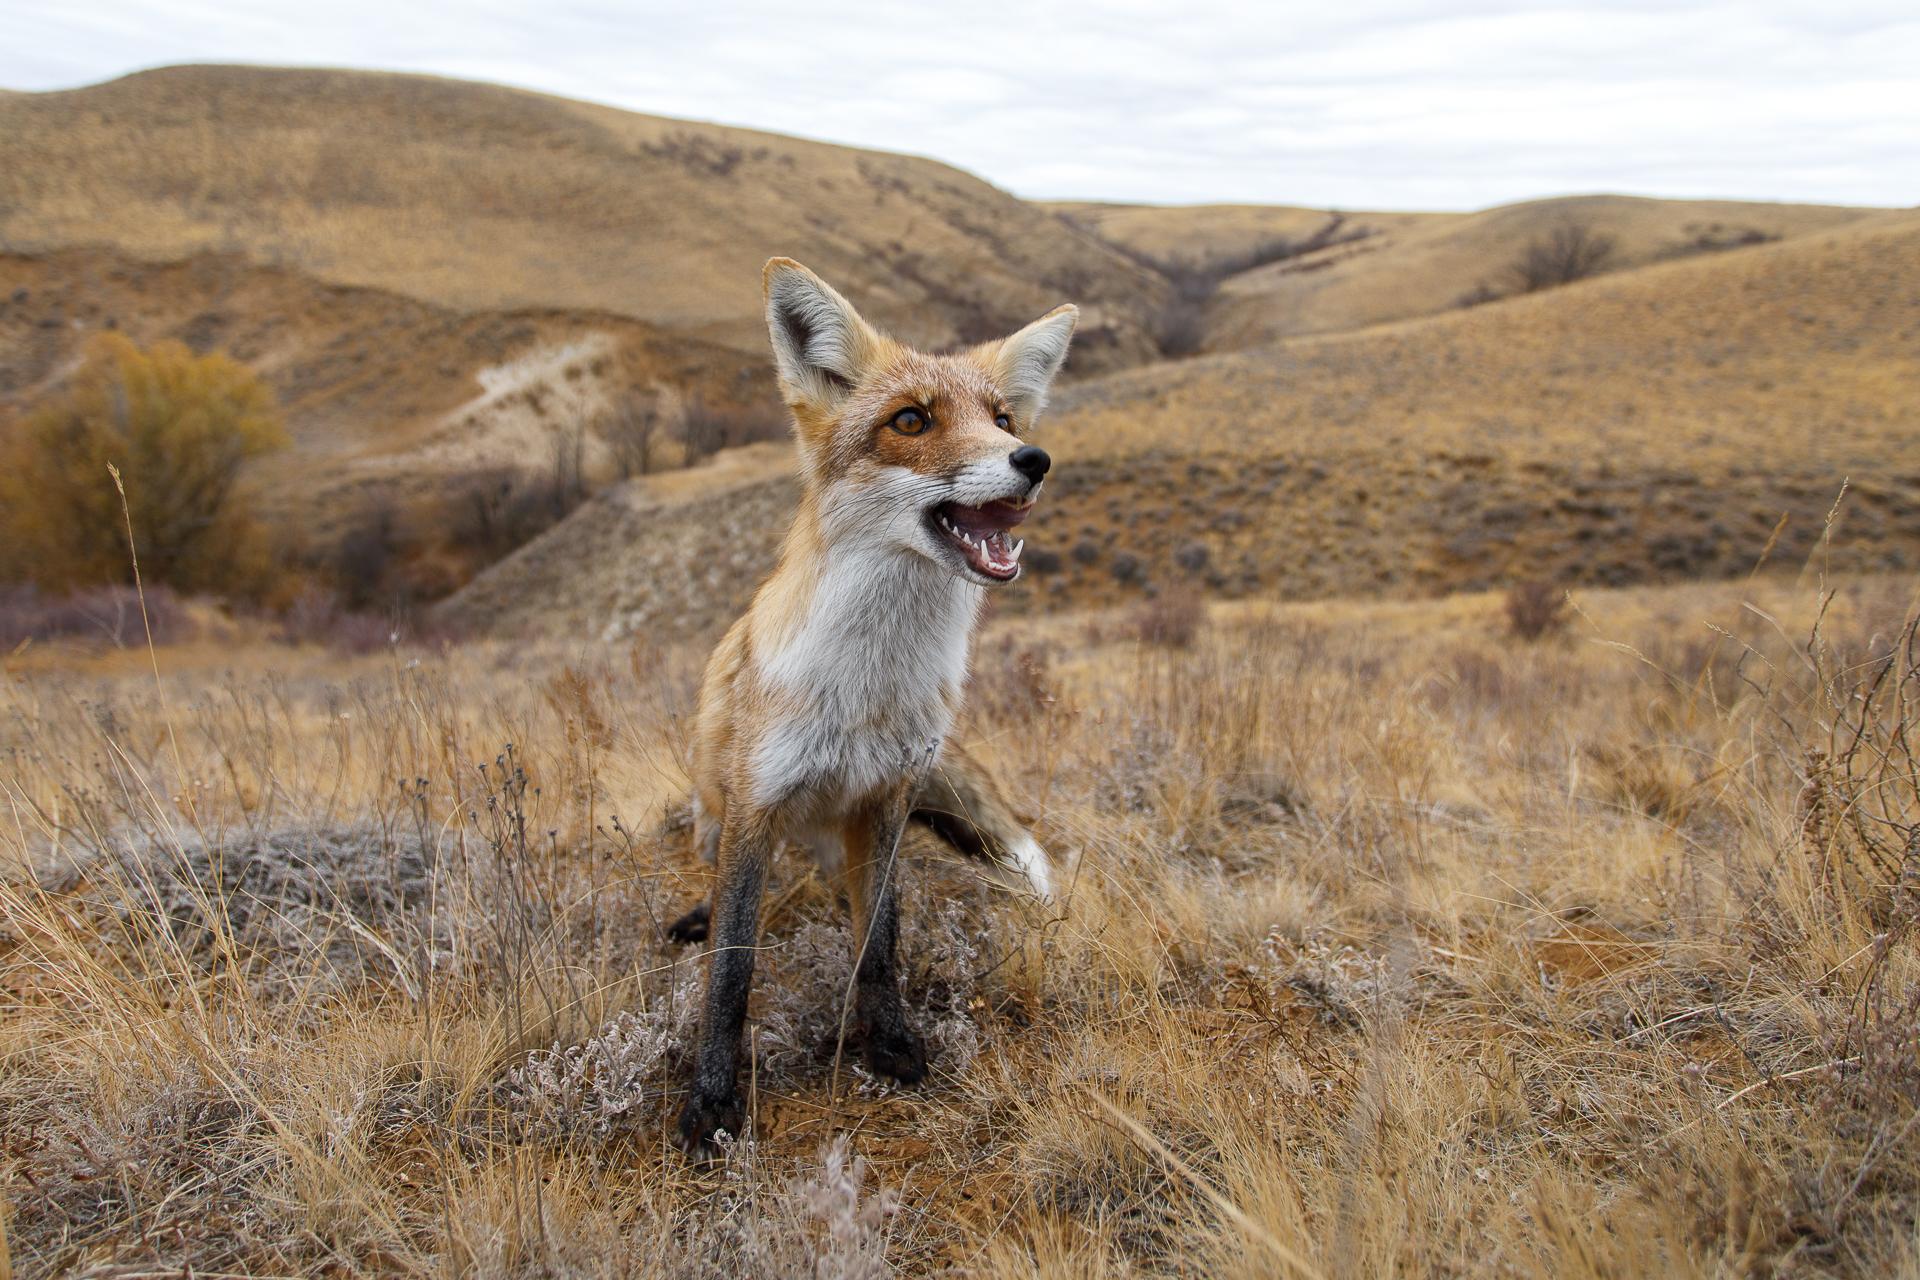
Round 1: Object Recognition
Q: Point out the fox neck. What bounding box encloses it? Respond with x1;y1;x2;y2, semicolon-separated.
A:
750;499;984;808
767;499;984;689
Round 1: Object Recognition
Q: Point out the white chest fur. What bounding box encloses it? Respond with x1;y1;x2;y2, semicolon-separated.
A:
749;548;983;810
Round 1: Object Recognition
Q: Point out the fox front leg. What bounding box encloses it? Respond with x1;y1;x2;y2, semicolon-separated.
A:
676;812;774;1153
841;786;926;1084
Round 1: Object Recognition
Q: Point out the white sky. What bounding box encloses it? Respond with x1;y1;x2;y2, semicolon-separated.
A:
3;1;1916;210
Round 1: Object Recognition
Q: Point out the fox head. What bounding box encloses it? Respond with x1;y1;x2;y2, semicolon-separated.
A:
762;258;1077;586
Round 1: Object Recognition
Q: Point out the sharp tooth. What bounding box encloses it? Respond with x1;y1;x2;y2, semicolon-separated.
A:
1011;539;1024;561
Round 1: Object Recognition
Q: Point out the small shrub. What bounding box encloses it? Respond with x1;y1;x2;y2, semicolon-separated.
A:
1509;220;1616;293
0;583;192;650
1071;539;1103;566
1023;546;1064;575
1109;552;1143;584
332;498;400;610
1505;580;1570;641
1173;541;1211;573
601;398;662;478
451;467;583;559
1134;586;1205;648
274;587;395;654
1455;281;1503;309
0;334;287;597
678;394;788;466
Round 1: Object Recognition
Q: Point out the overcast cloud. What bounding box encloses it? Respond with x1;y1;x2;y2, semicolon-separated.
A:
3;1;1915;209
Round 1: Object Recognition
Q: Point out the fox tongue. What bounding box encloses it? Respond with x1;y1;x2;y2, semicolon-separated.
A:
945;499;1030;537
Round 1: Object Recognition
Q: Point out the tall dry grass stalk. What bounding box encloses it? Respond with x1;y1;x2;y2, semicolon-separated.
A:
2;572;1917;1275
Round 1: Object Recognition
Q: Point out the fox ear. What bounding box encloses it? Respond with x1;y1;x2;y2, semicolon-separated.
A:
763;258;883;407
992;304;1078;420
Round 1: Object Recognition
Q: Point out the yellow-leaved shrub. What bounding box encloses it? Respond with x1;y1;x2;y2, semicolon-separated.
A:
0;334;287;597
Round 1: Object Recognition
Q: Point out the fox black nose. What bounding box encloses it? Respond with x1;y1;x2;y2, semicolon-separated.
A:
1009;445;1051;484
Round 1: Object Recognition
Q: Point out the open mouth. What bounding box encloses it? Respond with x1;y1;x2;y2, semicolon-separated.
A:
931;498;1032;581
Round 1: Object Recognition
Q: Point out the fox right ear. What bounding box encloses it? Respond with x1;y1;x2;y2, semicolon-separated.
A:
763;259;882;407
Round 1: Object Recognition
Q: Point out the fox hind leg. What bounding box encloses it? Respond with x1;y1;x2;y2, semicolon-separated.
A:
664;795;725;943
665;902;710;943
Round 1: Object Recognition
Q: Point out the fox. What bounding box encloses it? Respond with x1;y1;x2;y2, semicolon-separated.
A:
668;257;1076;1152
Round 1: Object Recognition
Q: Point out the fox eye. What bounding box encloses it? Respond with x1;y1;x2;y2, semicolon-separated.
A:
994;413;1012;431
889;408;930;435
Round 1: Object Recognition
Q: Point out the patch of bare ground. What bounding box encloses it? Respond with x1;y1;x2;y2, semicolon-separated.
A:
5;571;1919;1275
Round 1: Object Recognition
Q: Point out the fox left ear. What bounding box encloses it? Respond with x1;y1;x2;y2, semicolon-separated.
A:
992;304;1079;421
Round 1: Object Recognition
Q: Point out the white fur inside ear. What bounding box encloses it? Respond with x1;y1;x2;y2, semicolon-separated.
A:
995;306;1078;419
766;265;869;402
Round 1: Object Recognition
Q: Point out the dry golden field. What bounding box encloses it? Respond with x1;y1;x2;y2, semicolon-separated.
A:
5;565;1920;1276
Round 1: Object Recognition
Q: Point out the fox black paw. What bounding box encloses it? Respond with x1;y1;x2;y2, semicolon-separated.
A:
675;1090;744;1155
665;903;710;944
864;1027;927;1085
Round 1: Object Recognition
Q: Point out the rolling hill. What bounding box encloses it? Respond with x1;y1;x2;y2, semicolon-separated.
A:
0;65;1167;372
0;246;769;538
444;208;1920;640
4;64;1912;633
1054;194;1877;353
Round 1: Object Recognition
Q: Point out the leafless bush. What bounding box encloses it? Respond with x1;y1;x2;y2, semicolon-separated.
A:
1658;224;1780;261
1505;579;1570;641
274;586;395;653
1802;617;1920;918
0;583;192;650
1134;586;1206;648
1454;281;1503;309
452;466;586;558
602;398;663;479
331;497;400;610
1509;219;1617;293
680;395;788;466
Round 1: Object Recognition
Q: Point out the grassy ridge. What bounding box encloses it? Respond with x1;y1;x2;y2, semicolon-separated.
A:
0;65;1167;370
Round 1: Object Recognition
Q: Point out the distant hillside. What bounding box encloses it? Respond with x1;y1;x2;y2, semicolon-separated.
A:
0;66;1168;373
1054;194;1879;353
1207;194;1882;350
1046;200;1444;274
0;247;767;540
444;210;1920;641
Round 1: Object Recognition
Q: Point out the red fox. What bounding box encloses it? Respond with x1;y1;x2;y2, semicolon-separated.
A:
669;258;1074;1152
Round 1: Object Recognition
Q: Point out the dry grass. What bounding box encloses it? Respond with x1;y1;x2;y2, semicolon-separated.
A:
5;571;1918;1276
